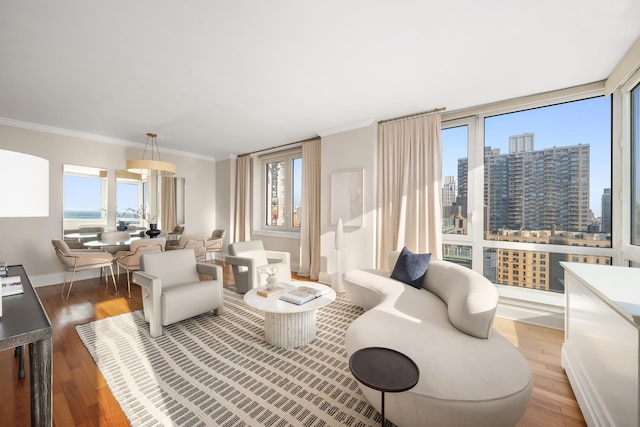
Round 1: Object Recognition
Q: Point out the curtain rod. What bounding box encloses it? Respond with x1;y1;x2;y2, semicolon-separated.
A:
378;107;447;125
239;136;320;157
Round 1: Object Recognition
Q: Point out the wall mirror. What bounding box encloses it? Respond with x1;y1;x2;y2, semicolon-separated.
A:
116;170;146;231
62;164;108;246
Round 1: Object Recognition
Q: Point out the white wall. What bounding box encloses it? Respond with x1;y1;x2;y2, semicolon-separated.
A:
0;124;216;286
227;124;377;276
320;124;377;281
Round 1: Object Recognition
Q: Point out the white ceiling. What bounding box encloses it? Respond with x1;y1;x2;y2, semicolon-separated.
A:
1;1;639;160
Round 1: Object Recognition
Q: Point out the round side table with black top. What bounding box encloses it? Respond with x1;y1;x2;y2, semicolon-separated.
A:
349;347;420;427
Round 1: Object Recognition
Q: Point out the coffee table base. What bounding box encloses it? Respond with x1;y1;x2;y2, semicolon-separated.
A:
264;310;316;349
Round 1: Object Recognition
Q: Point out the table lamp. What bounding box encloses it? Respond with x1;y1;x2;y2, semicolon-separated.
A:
0;149;49;316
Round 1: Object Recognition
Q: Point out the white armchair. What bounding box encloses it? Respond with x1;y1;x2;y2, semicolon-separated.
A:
132;249;223;338
226;240;291;294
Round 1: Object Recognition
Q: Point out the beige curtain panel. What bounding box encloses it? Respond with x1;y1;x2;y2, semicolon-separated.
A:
298;138;321;280
376;114;443;269
161;176;177;232
234;154;252;242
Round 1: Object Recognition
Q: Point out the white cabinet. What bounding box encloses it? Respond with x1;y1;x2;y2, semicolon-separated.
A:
561;262;640;427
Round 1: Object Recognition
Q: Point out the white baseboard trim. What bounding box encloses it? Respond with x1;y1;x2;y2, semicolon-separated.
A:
496;295;565;330
31;270;101;288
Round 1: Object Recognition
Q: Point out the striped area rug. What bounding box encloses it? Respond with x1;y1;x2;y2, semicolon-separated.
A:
76;287;383;426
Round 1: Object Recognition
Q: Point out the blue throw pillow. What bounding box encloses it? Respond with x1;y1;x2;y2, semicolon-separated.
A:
390;247;431;289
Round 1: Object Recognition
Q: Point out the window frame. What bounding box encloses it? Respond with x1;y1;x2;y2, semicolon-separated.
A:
622;67;640;265
441;85;616;296
259;148;303;233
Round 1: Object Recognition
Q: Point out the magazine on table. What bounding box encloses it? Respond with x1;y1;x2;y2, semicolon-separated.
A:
280;285;330;305
1;275;24;297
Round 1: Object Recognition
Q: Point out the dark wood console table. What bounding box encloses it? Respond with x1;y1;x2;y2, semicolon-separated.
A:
0;265;52;426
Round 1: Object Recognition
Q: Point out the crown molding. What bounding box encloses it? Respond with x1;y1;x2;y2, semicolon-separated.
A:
0;117;216;162
316;118;374;137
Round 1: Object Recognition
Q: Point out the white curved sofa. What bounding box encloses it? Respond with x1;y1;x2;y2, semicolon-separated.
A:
343;253;533;427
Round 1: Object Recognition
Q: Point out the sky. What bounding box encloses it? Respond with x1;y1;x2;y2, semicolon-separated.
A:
63;175;102;211
442;96;611;217
64;176;140;212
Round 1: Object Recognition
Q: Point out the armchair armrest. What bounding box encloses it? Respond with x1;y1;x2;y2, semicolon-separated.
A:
132;271;163;338
224;255;258;269
196;262;222;280
265;250;291;265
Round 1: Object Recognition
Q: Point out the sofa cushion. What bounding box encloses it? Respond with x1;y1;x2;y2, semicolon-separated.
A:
390;247;431;289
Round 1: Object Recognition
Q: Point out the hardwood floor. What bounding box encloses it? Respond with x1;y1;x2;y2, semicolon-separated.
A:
0;264;585;426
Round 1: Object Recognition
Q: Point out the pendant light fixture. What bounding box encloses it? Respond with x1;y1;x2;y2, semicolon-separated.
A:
126;133;176;175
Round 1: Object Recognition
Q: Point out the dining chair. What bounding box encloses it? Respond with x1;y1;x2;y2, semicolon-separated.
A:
115;237;166;298
52;239;117;300
98;230;132;254
205;229;226;264
167;234;207;261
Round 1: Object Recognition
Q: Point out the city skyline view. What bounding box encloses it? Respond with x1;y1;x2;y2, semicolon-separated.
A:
443;96;611;217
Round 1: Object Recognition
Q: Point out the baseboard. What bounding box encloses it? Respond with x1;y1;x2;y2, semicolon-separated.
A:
31;270;101;288
496;295;565;330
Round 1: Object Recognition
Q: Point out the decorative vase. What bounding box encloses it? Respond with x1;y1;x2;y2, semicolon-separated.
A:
146;223;161;238
266;274;277;290
117;220;127;231
335;218;344;249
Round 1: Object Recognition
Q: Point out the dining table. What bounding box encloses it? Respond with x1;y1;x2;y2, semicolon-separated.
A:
83;233;179;251
83;236;141;251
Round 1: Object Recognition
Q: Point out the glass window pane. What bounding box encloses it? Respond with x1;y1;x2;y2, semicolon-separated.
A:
632;81;640;246
117;183;139;218
64;175;103;219
442;244;472;268
292;157;302;228
62;165;108;235
266;160;285;226
484;97;611;248
483;247;611;293
442;126;468;235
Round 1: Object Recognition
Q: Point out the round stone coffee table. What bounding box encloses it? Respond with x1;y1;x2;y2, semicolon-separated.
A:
244;282;336;349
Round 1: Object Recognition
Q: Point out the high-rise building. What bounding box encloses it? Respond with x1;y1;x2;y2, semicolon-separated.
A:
459;134;590;233
442;175;457;206
602;188;612;233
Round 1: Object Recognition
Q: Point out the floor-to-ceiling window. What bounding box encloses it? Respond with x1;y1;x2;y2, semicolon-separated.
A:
442;92;613;294
442;118;474;268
